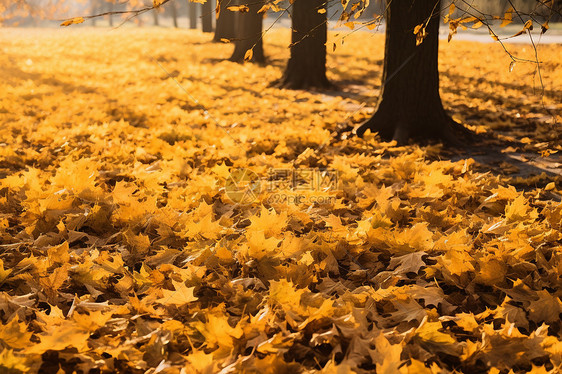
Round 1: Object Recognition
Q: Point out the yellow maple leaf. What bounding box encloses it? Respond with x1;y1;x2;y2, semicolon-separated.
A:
185;349;218;373
474;257;506;286
112;181;137;205
194;305;244;355
25;321;90;354
436;247;475;277
184;212;223;240
256;332;294;354
123;229;151;254
244;230;281;259
404;359;434;374
528;290;562;323
268;279;306;319
323;214;349;238
415;319;459;355
370;223;434;254
371;333;403;374
47;241;70;265
0;317;33;349
35;304;66;328
51;157;100;197
247;205;288;238
505;194;538;222
0;349;29;373
157;280;197;307
0;258;12;284
73;310;113;331
40;264;70;299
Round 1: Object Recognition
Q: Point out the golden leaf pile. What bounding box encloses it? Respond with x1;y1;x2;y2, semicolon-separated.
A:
0;27;561;373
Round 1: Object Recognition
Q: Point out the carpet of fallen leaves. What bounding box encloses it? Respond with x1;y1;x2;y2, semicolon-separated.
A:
0;27;562;374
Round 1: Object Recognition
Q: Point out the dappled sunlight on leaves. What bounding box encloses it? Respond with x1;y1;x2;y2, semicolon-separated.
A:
0;27;560;373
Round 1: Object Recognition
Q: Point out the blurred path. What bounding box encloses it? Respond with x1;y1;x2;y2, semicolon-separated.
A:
265;18;562;44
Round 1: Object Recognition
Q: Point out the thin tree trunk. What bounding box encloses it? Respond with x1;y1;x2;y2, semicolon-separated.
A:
230;0;265;63
213;0;237;41
189;0;198;29
108;1;114;27
202;0;214;32
170;1;178;28
354;0;469;144
153;9;160;26
275;0;331;89
91;0;98;26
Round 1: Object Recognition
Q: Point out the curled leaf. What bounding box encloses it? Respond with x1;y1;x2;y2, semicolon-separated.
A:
472;21;483;29
227;5;249;12
258;4;270;13
509;61;516;72
500;7;513;27
60;17;85;27
414;24;428;46
244;48;253;61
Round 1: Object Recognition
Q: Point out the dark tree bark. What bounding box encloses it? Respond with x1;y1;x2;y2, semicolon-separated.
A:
189;0;198;29
202;0;214;33
229;0;266;63
275;0;332;90
170;1;179;28
354;0;470;144
213;0;237;42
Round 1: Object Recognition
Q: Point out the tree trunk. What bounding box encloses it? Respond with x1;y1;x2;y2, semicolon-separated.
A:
354;0;469;144
107;1;114;27
213;0;237;42
189;0;198;29
170;1;179;28
230;0;265;63
202;0;214;32
275;0;332;89
153;9;160;26
91;0;98;26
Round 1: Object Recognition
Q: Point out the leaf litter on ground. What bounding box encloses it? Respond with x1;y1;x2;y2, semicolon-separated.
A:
0;27;561;373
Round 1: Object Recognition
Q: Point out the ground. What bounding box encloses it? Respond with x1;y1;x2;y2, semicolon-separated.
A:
0;27;561;373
